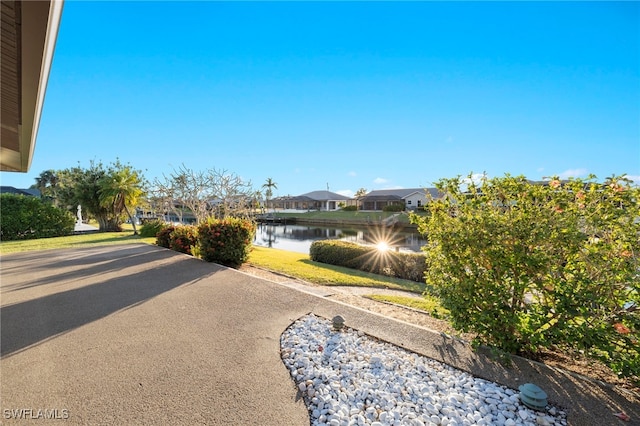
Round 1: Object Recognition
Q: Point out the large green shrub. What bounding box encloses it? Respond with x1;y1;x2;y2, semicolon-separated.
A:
140;219;166;238
411;174;640;381
197;218;256;267
169;225;198;255
309;240;427;282
0;194;75;240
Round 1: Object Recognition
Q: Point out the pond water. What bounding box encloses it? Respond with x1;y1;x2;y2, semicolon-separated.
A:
253;223;427;255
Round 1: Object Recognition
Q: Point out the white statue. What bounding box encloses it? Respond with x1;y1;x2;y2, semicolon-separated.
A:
77;205;82;224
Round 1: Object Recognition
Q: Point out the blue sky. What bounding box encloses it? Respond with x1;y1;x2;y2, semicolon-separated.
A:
2;1;639;197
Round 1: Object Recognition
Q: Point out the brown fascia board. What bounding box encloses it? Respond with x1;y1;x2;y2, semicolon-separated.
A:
1;0;22;169
0;0;63;172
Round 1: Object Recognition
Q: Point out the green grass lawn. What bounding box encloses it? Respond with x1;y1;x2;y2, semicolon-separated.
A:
0;232;156;254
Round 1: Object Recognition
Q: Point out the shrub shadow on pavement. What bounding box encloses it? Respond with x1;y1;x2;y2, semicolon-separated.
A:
1;245;222;358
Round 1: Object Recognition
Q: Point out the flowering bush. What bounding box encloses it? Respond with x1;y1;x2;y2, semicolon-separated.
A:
155;225;175;248
197;218;256;268
411;174;639;382
169;225;198;255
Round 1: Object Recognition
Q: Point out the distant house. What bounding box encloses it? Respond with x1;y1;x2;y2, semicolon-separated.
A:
271;190;353;211
360;188;441;211
0;186;41;197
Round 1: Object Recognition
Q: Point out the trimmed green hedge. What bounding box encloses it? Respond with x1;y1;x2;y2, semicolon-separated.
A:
309;240;426;282
0;194;75;240
383;203;405;212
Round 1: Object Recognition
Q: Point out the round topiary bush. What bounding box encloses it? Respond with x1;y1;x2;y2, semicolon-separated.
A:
197;218;256;268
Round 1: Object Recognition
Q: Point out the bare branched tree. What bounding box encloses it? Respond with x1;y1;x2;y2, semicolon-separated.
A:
152;165;255;224
211;168;255;219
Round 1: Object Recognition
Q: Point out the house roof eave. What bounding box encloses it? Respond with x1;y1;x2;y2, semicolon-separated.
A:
1;0;64;172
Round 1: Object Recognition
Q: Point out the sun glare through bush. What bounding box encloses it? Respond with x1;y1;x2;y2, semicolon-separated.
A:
376;241;390;252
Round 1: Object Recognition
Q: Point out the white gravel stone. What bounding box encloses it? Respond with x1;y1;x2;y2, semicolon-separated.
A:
281;315;568;426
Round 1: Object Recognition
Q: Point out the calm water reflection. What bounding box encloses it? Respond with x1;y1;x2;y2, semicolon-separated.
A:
253;223;426;254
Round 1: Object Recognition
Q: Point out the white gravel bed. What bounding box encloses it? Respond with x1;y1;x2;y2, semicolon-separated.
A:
280;315;567;426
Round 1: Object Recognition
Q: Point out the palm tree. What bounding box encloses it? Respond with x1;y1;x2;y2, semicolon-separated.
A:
354;188;367;211
99;166;145;234
252;190;263;217
262;178;278;213
33;169;58;201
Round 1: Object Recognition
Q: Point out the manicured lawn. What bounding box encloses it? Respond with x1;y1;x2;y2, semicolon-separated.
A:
0;232;156;254
247;246;426;294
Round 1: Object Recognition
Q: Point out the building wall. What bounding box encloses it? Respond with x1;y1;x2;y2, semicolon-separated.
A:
404;193;428;210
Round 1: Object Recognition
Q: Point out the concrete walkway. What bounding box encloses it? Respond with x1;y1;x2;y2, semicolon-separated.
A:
1;244;637;425
74;222;99;232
